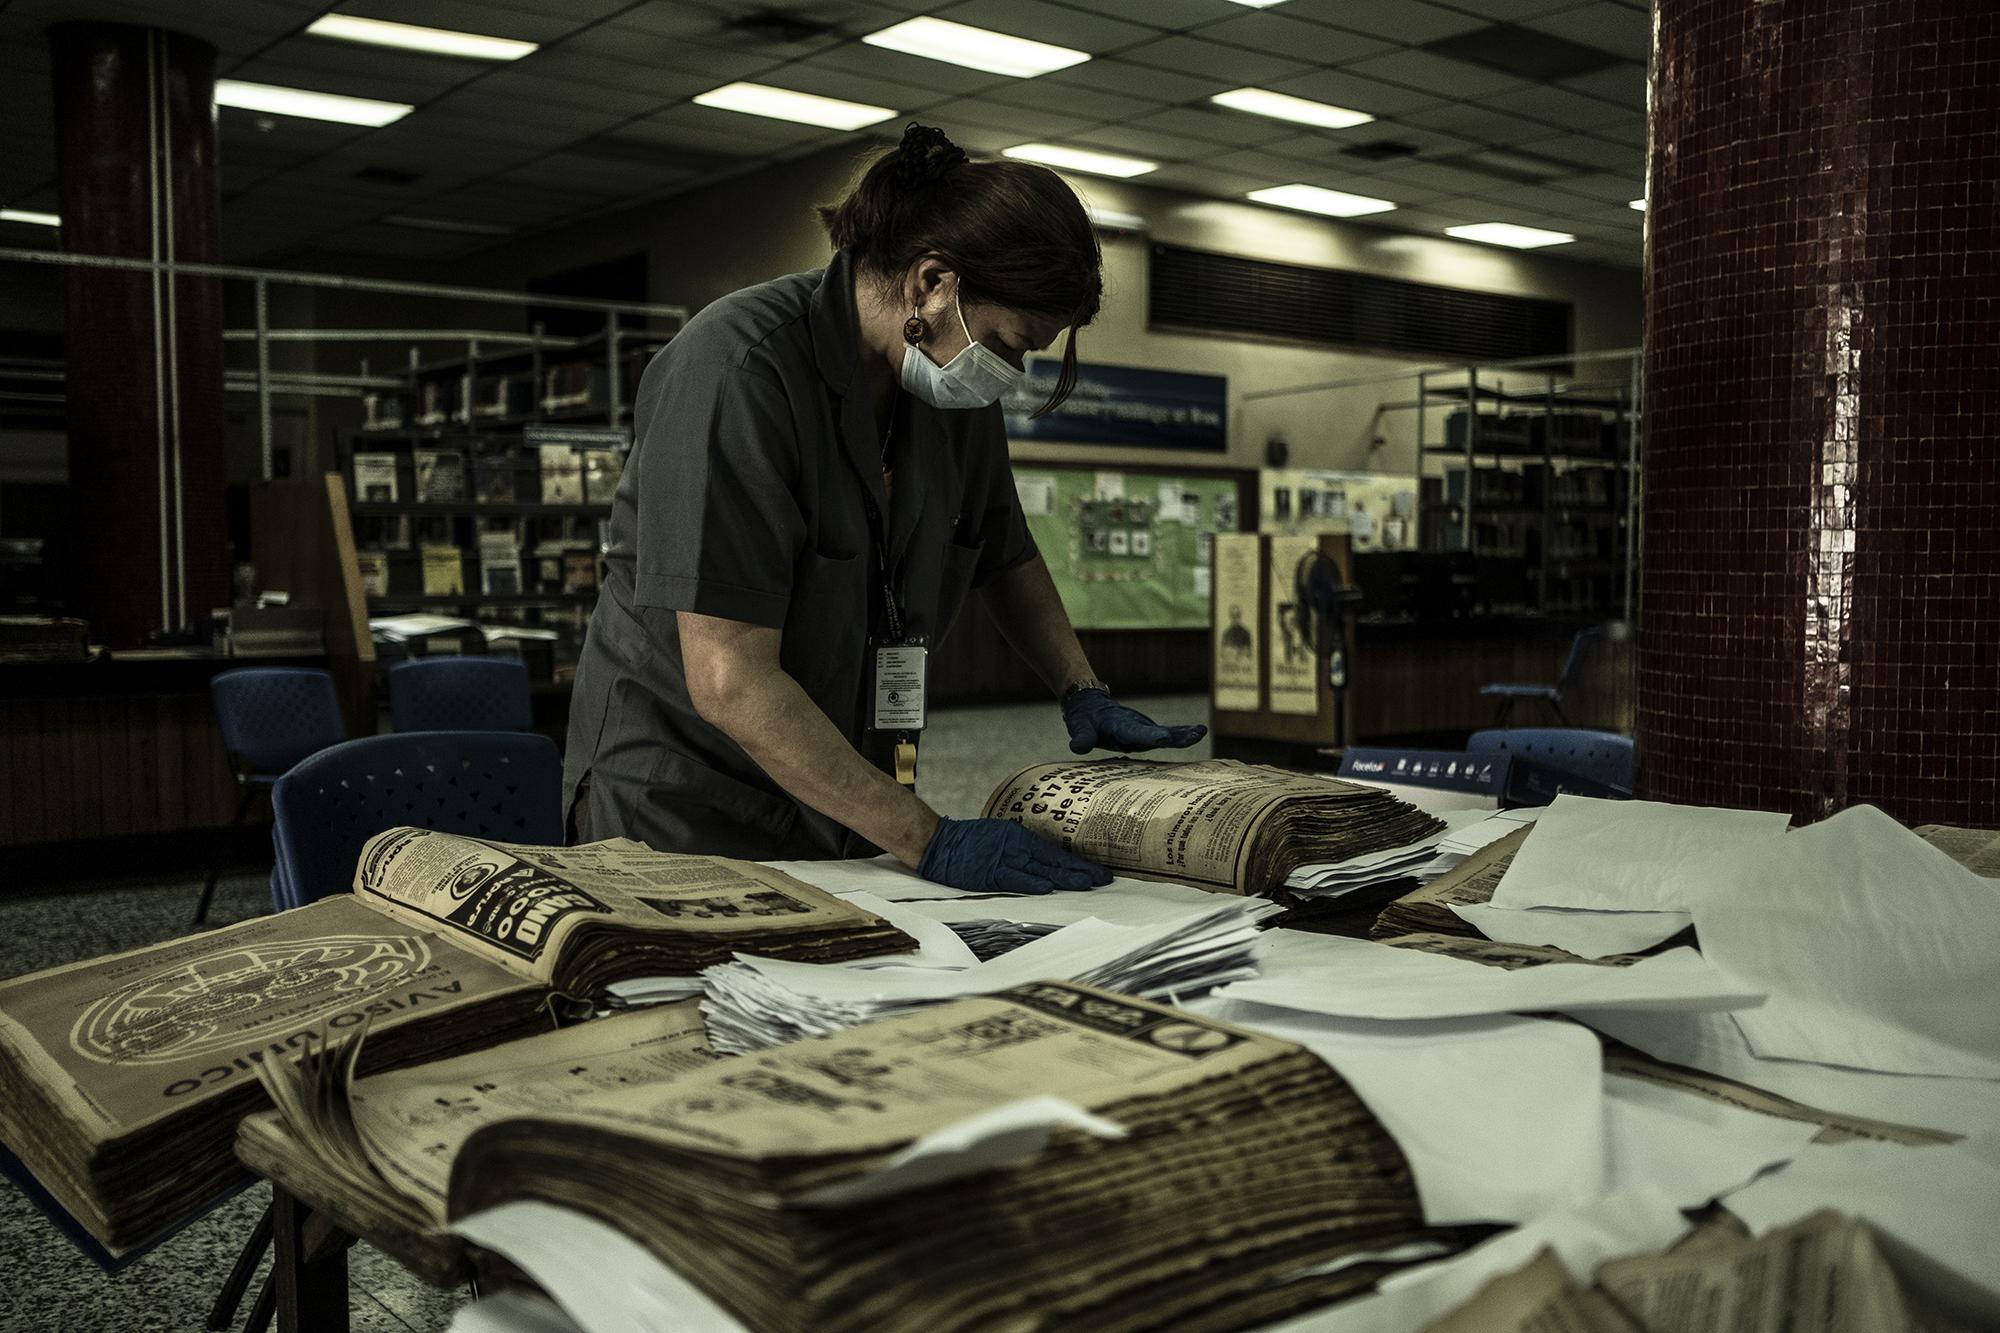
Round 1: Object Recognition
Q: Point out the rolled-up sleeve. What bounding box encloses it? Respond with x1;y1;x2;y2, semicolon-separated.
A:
632;361;803;627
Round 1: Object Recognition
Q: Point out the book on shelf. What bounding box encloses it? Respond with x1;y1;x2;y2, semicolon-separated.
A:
581;447;625;504
478;533;523;596
537;446;584;505
356;550;390;598
412;448;468;504
356;515;411;551
471;444;516;505
352;452;400;504
984;758;1440;897
247;979;1427;1331
420;545;464;597
561;551;599;594
541;361;594;412
415;382;447;429
0;831;913;1256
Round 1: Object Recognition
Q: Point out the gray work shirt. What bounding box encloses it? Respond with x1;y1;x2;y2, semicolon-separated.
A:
563;248;1037;859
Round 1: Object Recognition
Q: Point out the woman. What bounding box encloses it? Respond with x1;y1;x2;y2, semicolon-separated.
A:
564;124;1203;895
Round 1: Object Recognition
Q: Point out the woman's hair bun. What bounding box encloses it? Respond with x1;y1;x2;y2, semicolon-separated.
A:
891;123;967;191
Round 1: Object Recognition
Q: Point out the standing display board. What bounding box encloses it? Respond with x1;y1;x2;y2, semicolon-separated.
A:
1013;468;1246;630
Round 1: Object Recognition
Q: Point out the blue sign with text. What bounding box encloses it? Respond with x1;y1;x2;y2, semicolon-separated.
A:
1002;360;1227;453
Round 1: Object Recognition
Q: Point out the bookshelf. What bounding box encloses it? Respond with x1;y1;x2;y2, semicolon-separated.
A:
1414;369;1638;620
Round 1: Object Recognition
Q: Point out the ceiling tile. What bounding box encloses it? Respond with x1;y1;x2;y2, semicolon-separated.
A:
1524;2;1651;61
1118;35;1313;86
1399;100;1570;144
1556;61;1647;105
1127;106;1285;149
1280;0;1489;44
1419;0;1578;18
560;28;783;83
402;107;583;153
1060;0;1230;32
1194;13;1394;67
810;39;1018;96
476;0;644;23
1341;49;1531;98
1264;68;1449;117
1046;57;1232;104
470;66;675;118
1363;159;1530;194
521;50;721;101
224;51;476;105
427;88;631;138
928;97;1097;139
218;107;370;155
776;62;956;113
1474;83;1638;130
1143;162;1269;197
1541;170;1644;203
1064;124;1206;165
931;0;1159;53
982;79;1165;124
1516;131;1639;171
333;0;574;43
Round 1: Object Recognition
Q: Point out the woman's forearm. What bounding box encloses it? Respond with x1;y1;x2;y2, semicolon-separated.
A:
977;554;1098;696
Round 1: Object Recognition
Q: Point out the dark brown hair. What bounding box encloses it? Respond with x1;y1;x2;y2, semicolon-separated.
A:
819;123;1102;415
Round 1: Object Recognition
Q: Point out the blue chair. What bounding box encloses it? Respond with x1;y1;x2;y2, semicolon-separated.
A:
270;730;563;909
387;655;533;733
1480;624;1604;725
195;667;347;924
1467;727;1634;792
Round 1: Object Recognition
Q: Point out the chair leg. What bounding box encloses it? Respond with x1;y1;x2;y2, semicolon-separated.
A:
1551;697;1570;726
194;786;260;926
243;1273;277;1333
206;1200;275;1329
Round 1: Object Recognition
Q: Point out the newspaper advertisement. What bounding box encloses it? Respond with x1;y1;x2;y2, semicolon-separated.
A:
1266;534;1321;716
981;758;1327;893
354;829;875;983
1212;531;1261;712
346;1002;718;1222
494;982;1285;1171
0;895;527;1137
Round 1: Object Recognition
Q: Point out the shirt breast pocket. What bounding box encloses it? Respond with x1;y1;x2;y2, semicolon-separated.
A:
930;536;986;647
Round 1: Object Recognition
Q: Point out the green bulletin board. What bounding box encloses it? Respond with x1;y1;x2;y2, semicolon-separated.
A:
1013;468;1245;629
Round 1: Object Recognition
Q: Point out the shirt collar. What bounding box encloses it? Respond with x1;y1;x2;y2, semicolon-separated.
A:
809;247;863;395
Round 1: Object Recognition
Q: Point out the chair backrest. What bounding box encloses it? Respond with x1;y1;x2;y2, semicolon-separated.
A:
387;655;533;733
1466;727;1634;790
209;667;347;778
270;730;563;908
1557;625;1604;690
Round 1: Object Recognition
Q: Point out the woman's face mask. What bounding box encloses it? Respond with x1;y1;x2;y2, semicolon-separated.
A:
901;286;1025;410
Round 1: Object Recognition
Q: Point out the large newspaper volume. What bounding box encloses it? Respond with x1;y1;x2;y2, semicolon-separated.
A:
258;982;1432;1333
1371;826;1531;939
0;897;548;1254
0;833;911;1254
982;758;1442;897
1914;823;2000;877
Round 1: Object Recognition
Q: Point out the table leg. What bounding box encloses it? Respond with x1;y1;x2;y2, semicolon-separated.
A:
272;1188;350;1333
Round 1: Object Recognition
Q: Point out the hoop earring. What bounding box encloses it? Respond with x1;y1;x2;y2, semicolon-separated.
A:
903;313;929;345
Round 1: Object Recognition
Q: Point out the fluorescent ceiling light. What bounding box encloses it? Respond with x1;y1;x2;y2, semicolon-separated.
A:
693;82;894;131
1211;88;1372;131
1004;143;1157;178
0;208;60;227
306;15;536;61
1224;0;1291;7
215;79;412;127
1629;198;1647;210
1084;203;1147;233
863;17;1088;78
1248;183;1396;218
1446;222;1575;248
383;214;517;236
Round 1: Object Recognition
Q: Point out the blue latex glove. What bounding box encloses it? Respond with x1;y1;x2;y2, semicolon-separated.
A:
918;817;1113;895
1062;688;1208;755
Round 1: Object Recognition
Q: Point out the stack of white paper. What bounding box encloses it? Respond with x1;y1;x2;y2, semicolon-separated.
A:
1283;808;1529;901
701;899;1279;1054
1488;794;1790;913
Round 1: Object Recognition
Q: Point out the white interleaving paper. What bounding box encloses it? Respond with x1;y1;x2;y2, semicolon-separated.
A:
1193;996;1605;1225
1723;1138;2000;1326
1601;1073;1818;1208
452;1201;747;1333
1692;803;2000;1079
1489;793;1790;912
1449;903;1692;959
1214;936;1761;1021
448;1291;584;1333
794;1097;1125;1207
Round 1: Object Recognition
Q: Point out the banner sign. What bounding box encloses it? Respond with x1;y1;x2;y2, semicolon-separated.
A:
1003;360;1227;453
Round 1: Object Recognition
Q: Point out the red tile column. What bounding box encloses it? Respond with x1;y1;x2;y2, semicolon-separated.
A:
48;22;227;648
1639;1;2000;826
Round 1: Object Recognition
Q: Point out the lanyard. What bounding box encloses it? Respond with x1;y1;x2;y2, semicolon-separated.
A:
860;487;906;643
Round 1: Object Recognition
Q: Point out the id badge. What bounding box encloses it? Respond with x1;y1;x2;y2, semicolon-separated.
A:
872;642;928;732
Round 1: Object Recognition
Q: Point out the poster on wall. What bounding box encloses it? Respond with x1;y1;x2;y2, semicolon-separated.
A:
1003;360;1226;453
1014;469;1244;630
1212;533;1262;712
1265;534;1320;716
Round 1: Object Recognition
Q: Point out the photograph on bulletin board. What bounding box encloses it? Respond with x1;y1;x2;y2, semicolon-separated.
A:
1013;469;1245;630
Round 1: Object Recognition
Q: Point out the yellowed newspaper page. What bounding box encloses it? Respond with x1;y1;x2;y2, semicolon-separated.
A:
513;982;1291;1170
981;758;1318;893
0;896;529;1140
1212;531;1262;711
353;829;883;984
1266;533;1321;716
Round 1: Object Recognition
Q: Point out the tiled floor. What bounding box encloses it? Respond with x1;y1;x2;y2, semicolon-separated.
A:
0;694;1208;1332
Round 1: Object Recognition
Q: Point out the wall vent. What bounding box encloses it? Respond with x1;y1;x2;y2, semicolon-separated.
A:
1148;244;1572;364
